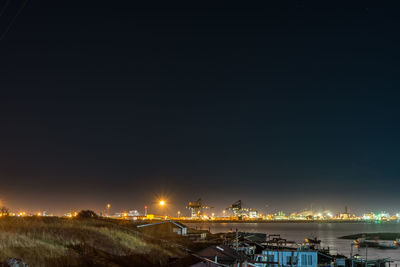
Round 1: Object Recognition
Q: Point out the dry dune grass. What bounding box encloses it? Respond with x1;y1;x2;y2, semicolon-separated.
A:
0;217;184;266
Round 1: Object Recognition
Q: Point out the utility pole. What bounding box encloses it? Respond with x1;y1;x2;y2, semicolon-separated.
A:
350;243;354;267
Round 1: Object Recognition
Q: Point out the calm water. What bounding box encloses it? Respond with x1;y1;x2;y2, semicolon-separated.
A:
186;222;400;264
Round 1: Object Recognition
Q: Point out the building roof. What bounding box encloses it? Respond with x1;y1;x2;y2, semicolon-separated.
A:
195;244;248;265
239;232;267;243
137;220;187;229
187;228;210;234
169;254;227;267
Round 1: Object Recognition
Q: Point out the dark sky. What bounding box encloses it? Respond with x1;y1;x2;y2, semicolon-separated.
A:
1;1;399;215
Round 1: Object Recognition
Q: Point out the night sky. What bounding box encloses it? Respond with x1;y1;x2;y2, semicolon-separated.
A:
1;1;399;215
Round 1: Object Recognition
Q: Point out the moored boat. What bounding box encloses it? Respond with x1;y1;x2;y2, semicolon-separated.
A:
354;238;399;249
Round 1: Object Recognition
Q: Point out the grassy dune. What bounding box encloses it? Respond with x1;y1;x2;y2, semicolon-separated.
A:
0;217;185;266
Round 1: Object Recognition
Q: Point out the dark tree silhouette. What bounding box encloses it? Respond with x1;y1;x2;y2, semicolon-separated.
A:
0;206;9;216
77;210;98;219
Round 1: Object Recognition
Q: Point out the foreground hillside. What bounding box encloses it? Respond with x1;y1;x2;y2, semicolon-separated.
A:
0;217;185;266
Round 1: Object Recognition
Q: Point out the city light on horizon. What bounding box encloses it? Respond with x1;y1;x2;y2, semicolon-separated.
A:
1;198;399;223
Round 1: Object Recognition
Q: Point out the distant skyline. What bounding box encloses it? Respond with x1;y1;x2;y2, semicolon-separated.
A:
1;1;400;214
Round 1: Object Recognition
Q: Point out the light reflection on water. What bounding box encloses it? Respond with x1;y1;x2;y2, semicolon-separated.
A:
187;222;400;264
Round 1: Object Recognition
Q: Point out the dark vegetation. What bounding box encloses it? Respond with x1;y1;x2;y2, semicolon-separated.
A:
76;210;98;219
0;206;9;215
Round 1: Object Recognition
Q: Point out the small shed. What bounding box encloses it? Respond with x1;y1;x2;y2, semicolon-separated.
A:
187;228;209;240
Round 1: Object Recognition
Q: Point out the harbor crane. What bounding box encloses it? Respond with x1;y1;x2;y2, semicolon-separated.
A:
187;198;213;218
227;200;258;219
228;200;243;217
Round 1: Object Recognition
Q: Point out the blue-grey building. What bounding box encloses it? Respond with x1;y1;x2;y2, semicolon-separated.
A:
254;249;324;267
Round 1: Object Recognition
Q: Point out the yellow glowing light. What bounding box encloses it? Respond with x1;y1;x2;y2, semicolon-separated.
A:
159;200;165;206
